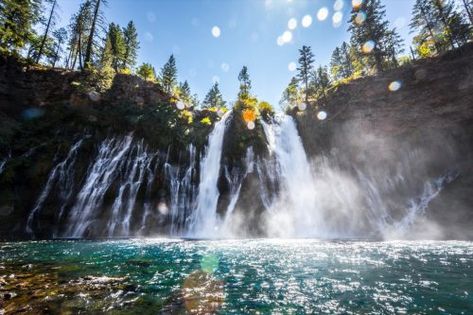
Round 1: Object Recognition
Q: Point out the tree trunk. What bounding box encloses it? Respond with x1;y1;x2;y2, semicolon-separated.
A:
420;5;442;54
36;0;57;63
84;0;101;69
462;0;473;24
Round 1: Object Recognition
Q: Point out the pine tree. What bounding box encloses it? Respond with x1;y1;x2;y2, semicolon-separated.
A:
280;77;300;109
411;0;470;55
49;27;67;67
348;0;402;73
410;0;444;54
122;21;139;70
0;0;43;54
178;81;191;105
432;0;470;49
462;0;473;24
383;28;404;68
297;45;315;103
238;66;251;97
330;43;354;81
330;47;343;81
203;82;226;108
66;0;93;70
84;0;106;69
312;66;331;101
160;54;177;94
36;0;57;63
137;63;156;81
102;23;126;72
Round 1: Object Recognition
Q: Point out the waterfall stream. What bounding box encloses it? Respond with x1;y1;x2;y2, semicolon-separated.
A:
188;111;232;238
25;112;455;239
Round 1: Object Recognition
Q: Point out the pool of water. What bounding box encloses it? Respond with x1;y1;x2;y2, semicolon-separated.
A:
0;240;472;314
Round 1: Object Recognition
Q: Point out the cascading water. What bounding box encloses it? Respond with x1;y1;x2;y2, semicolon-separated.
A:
26;139;84;236
106;140;155;237
188;111;232;238
23;110;456;240
261;114;323;237
164;144;198;235
66;135;135;237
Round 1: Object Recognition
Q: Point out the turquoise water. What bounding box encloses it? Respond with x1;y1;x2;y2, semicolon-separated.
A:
0;240;472;314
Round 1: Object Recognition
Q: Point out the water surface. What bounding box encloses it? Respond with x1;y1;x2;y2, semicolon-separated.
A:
0;240;472;314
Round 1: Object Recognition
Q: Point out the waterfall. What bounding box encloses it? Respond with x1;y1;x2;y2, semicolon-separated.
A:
26;139;84;236
261;115;323;237
223;147;254;221
188;111;232;237
0;153;9;175
65;135;134;237
106;140;155;237
164;144;198;236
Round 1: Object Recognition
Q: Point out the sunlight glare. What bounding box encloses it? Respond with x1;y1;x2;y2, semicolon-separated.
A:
282;30;293;43
355;11;367;25
302;15;313;28
334;0;344;11
352;0;363;9
288;18;297;30
211;26;221;38
277;36;284;46
388;81;402;92
362;40;375;53
317;111;327;120
288;62;297;72
332;12;343;28
317;7;329;21
221;63;230;72
298;103;307;111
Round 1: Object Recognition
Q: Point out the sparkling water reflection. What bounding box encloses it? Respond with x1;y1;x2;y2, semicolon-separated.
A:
0;240;472;314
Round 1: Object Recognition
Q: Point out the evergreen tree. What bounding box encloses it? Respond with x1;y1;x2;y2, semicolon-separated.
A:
297;45;315;103
411;0;470;55
160;54;177;94
178;81;191;105
410;0;444;54
203;82;226;108
137;62;156;81
36;0;57;63
348;0;402;73
238;66;251;97
431;0;470;49
340;42;355;77
102;23;126;72
66;0;93;70
49;27;67;67
383;28;404;68
462;0;473;24
330;43;355;81
280;77;300;109
84;0;106;69
312;66;331;101
0;0;42;54
330;47;343;81
122;21;139;70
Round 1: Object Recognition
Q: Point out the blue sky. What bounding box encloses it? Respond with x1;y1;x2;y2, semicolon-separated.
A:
55;0;416;106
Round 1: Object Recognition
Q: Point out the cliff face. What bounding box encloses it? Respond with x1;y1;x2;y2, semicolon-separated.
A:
295;44;473;239
0;45;472;240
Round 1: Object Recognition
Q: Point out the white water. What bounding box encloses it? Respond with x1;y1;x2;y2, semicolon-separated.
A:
106;140;155;237
262;115;324;237
188;111;232;237
66;135;134;237
22;111;455;240
26;139;83;236
165;144;198;235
